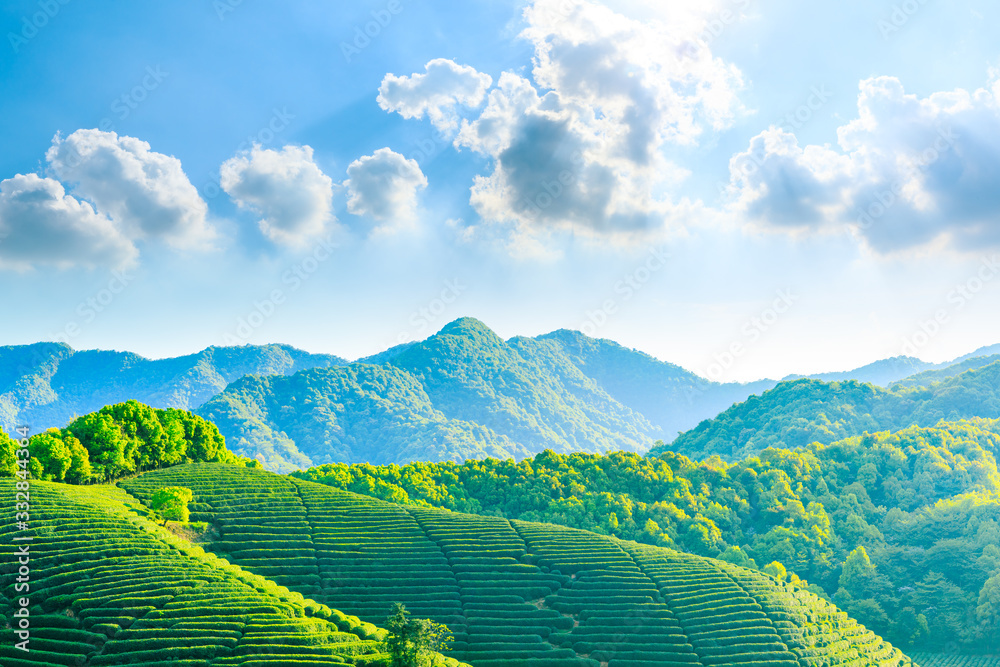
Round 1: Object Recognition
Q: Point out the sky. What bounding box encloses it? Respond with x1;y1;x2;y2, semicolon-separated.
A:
2;0;1000;382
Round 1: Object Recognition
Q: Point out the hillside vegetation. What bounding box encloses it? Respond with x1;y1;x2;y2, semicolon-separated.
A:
0;342;346;436
650;360;1000;460
0;480;465;666
121;463;914;667
294;419;1000;654
197;318;774;471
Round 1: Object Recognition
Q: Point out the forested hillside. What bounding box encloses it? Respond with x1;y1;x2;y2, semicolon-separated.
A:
0;342;346;435
294;419;1000;654
650;360;1000;460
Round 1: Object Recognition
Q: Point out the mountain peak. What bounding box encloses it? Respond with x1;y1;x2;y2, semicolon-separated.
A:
436;316;500;340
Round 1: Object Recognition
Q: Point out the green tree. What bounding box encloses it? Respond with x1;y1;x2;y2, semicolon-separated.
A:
28;431;73;481
0;431;17;477
151;486;194;524
977;573;1000;650
763;561;787;582
383;602;453;667
68;411;128;481
718;546;757;569
64;435;92;484
839;546;890;601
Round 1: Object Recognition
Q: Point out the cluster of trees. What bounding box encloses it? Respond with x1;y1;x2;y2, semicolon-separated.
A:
652;361;1000;461
1;400;256;483
294;418;1000;653
382;603;453;667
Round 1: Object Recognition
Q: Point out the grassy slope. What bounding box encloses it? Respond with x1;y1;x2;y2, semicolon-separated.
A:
0;479;464;667
121;463;916;667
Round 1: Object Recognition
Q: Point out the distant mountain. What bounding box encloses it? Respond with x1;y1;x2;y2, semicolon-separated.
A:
784;343;1000;387
196;317;775;471
892;353;1000;388
0;343;347;434
649;359;1000;460
782;355;932;386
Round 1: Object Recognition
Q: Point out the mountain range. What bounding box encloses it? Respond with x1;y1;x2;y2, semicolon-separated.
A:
3;317;999;471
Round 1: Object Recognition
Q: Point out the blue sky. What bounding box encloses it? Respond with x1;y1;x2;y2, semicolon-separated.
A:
2;0;1000;381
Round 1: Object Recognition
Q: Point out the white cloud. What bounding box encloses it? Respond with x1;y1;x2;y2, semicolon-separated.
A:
378;58;493;133
729;128;852;230
380;0;745;251
0;174;137;270
730;75;1000;252
220;144;335;247
344;148;427;224
46;129;213;249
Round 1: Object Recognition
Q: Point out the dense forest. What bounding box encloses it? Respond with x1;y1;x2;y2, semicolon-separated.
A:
294;418;1000;653
651;360;1000;460
0;399;253;482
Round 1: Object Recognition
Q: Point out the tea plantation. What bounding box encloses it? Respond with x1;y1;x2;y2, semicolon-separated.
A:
909;656;1000;667
0;479;466;667
118;463;919;667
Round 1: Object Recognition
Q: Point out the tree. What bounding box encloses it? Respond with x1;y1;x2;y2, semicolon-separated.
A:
383;602;453;666
64;435;92;484
151;486;194;524
0;431;17;477
719;545;757;569
976;573;1000;650
763;561;787;582
68;412;127;481
29;431;72;481
839;546;889;601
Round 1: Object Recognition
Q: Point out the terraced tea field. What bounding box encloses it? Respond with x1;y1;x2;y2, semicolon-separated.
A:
0;480;465;667
122;463;919;667
911;655;1000;667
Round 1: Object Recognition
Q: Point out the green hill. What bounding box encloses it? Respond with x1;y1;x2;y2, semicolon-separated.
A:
0;343;347;436
649;360;1000;460
196;318;774;471
114;462;914;667
292;419;1000;655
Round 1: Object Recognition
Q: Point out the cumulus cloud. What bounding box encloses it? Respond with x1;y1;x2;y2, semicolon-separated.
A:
0;174;137;270
344;148;427;224
377;58;493;133
379;0;744;249
220;144;335;247
729;75;1000;252
729;128;852;229
46;129;212;249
